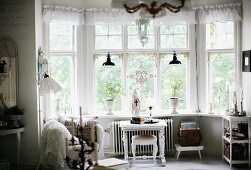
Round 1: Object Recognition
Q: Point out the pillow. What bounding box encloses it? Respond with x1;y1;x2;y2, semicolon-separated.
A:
58;114;98;143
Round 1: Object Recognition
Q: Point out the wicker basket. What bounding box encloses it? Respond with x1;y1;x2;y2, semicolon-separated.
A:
179;127;201;146
224;143;244;160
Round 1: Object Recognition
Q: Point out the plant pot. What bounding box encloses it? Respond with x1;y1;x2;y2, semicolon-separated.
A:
105;99;115;115
168;97;179;114
5;115;22;128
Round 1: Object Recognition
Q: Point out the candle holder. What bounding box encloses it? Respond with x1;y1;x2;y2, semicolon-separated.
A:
66;125;95;170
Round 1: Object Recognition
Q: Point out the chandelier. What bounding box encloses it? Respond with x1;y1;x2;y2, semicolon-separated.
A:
124;0;185;18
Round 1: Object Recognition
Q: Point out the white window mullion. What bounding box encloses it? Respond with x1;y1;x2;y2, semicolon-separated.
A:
156;54;161;112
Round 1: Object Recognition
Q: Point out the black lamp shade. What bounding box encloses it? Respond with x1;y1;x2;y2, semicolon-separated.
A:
169;52;181;64
102;53;115;66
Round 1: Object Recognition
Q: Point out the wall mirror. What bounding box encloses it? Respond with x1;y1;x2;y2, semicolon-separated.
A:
0;36;18;112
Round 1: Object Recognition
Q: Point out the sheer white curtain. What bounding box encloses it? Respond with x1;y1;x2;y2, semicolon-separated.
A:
194;3;242;23
43;5;85;25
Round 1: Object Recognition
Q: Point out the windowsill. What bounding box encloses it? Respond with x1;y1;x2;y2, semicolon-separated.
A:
88;111;224;119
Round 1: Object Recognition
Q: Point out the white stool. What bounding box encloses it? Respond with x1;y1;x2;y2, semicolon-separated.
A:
175;144;204;160
96;158;129;170
131;135;158;166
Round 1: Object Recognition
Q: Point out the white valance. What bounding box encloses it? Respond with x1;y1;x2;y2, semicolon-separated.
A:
43;5;196;25
43;5;85;25
43;3;242;26
84;8;139;25
152;10;196;25
194;3;242;24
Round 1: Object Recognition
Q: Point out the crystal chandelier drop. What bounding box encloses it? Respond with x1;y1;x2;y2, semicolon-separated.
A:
136;15;150;47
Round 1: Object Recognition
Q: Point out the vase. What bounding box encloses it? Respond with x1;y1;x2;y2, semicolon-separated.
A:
105;99;115;115
168;97;179;114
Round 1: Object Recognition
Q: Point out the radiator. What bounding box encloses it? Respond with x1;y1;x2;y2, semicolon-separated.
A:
111;119;173;156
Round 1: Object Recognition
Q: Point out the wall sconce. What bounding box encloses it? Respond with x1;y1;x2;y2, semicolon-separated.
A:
102;53;115;67
37;47;62;94
169;51;181;65
38;47;48;84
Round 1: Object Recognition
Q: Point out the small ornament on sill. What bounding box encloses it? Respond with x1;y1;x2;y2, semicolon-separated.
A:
209;103;214;114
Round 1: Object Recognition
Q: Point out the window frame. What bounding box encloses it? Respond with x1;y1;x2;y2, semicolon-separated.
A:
206;21;236;114
93;24;190;114
45;22;77;115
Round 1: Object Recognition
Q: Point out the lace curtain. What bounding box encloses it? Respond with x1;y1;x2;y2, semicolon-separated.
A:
43;5;85;25
194;3;242;23
43;3;242;25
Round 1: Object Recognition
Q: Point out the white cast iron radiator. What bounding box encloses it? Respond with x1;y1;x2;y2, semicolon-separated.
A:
110;119;173;156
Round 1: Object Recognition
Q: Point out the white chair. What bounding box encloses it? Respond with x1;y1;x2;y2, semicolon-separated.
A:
131;135;158;166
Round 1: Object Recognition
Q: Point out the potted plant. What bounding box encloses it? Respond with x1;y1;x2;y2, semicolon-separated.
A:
4;105;24;128
104;82;121;115
0;59;7;73
168;78;183;114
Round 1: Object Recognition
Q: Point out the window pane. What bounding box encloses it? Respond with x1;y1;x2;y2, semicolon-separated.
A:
210;53;235;113
95;25;122;50
160;54;187;110
50;56;74;114
127;54;155;111
206;21;234;49
95;36;122;50
128;35;155;49
173;35;187;48
50;21;74;51
160;24;188;49
95;55;122;111
160;35;173;49
160;25;172;34
95;25;108;35
173;25;187;34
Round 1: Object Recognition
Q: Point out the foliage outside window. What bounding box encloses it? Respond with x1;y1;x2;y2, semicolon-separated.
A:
160;54;187;110
50;56;74;114
206;21;234;49
209;53;234;112
206;21;235;113
95;55;122;111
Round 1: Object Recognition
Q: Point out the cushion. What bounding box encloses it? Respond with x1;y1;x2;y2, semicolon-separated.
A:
58;114;98;143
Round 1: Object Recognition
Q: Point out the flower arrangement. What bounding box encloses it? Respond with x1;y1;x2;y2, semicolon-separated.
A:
169;78;183;98
104;82;121;100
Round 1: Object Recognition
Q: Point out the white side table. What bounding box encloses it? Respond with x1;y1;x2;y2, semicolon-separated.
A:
0;127;24;170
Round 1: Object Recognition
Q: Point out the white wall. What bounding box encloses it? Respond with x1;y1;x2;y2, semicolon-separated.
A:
0;0;41;164
242;0;251;116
